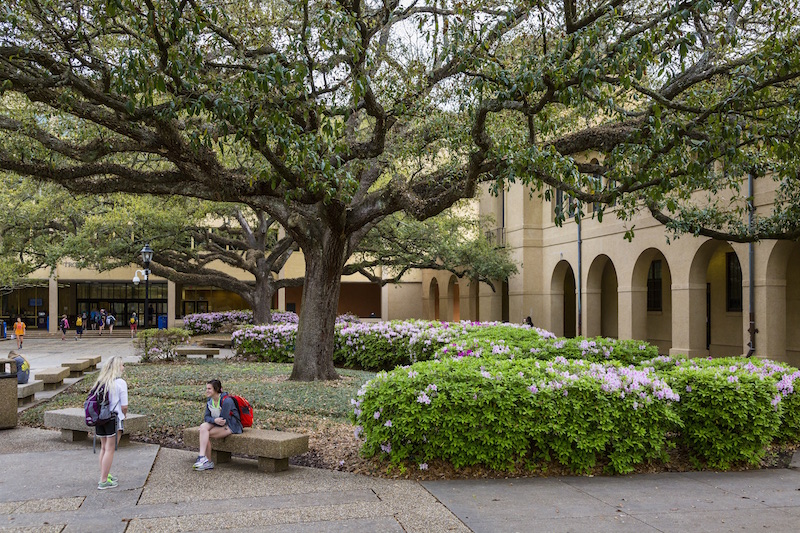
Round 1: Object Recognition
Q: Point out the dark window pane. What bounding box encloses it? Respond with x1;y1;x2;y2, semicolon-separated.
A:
647;260;662;311
726;252;743;312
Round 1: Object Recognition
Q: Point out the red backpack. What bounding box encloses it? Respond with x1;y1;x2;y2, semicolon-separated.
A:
223;393;254;427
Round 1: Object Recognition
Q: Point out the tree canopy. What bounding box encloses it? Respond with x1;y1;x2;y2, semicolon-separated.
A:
0;175;515;323
1;0;799;378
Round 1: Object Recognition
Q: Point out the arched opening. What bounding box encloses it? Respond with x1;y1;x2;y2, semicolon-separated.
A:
564;266;577;337
631;249;673;354
448;276;461;322
686;241;744;357
550;260;577;337
429;278;440;321
587;255;618;338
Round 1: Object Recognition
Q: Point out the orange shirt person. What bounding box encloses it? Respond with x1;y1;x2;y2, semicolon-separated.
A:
13;317;26;350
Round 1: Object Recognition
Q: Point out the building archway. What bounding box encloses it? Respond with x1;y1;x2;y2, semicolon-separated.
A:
764;241;800;364
587;255;618;338
429;278;440;321
550;260;576;337
447;276;461;322
630;249;672;353
684;241;744;356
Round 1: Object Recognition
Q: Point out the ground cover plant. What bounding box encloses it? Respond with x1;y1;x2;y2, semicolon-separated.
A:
20;360;375;470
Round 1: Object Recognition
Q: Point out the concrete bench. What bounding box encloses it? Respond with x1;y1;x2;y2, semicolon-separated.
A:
200;337;233;348
78;356;102;371
61;359;93;377
17;380;43;406
36;367;70;390
174;346;220;359
183;426;309;472
44;407;149;445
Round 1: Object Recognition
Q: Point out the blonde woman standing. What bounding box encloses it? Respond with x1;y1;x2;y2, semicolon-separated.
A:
89;356;128;489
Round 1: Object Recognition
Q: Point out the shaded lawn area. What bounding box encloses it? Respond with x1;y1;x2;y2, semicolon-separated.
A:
20;360;375;450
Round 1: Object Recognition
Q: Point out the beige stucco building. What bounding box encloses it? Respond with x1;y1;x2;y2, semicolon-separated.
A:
421;177;800;367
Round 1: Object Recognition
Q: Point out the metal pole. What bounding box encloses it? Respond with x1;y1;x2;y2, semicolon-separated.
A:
747;172;757;356
577;200;583;337
144;270;150;330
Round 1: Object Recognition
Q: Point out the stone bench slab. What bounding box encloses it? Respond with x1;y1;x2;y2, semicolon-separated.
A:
61;359;92;377
78;356;101;370
36;367;70;390
183;426;309;472
174;346;220;358
44;407;149;445
17;380;44;406
200;337;233;348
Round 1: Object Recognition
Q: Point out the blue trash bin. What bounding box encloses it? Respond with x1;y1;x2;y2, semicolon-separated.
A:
1;321;5;339
157;315;168;329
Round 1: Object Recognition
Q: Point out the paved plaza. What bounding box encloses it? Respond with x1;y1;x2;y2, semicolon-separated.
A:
2;338;800;532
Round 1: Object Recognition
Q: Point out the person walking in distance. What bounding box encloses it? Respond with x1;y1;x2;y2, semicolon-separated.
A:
90;356;128;490
99;309;106;335
106;312;116;334
60;315;69;341
130;312;138;338
13;317;26;350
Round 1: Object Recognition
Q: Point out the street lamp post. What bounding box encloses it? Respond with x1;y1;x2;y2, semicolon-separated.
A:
133;244;154;329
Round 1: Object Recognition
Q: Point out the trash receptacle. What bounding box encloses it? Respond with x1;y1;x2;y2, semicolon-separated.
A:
1;321;5;339
37;311;47;330
157;315;168;329
0;358;18;429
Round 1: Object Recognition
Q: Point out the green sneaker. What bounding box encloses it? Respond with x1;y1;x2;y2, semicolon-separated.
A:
97;479;118;490
107;474;118;483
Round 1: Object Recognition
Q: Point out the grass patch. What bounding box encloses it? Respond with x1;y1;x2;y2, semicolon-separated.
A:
20;360;375;436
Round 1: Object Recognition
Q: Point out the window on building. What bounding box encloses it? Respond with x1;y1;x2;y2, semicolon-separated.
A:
647;260;662;311
553;188;579;221
555;188;563;218
726;252;743;312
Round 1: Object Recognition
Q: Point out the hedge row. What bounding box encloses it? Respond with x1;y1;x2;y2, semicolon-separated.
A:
232;319;662;372
353;354;800;473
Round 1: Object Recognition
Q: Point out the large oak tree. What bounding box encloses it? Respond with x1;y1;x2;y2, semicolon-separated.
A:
1;1;799;379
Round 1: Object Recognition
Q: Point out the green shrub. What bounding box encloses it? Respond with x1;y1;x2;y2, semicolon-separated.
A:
353;357;680;474
438;336;658;365
231;324;296;362
134;328;192;361
667;366;781;468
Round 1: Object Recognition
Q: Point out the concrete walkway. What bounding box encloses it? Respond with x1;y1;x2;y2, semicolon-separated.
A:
3;339;800;532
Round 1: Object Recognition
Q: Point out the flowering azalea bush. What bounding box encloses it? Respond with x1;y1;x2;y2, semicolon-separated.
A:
334;320;470;370
352;356;681;474
353;350;800;473
232;323;297;362
183;310;299;334
437;335;658;365
135;327;192;361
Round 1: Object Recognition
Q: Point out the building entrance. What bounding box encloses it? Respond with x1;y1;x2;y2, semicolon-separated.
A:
74;282;167;329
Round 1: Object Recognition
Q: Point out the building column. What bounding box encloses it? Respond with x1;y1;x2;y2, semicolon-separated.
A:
759;279;786;360
669;283;708;358
585;288;601;337
617;285;647;341
381;283;389;321
167;280;177;328
48;276;58;334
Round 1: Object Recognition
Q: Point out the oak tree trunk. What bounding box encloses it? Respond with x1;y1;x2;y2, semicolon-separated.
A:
251;274;274;325
289;233;344;381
